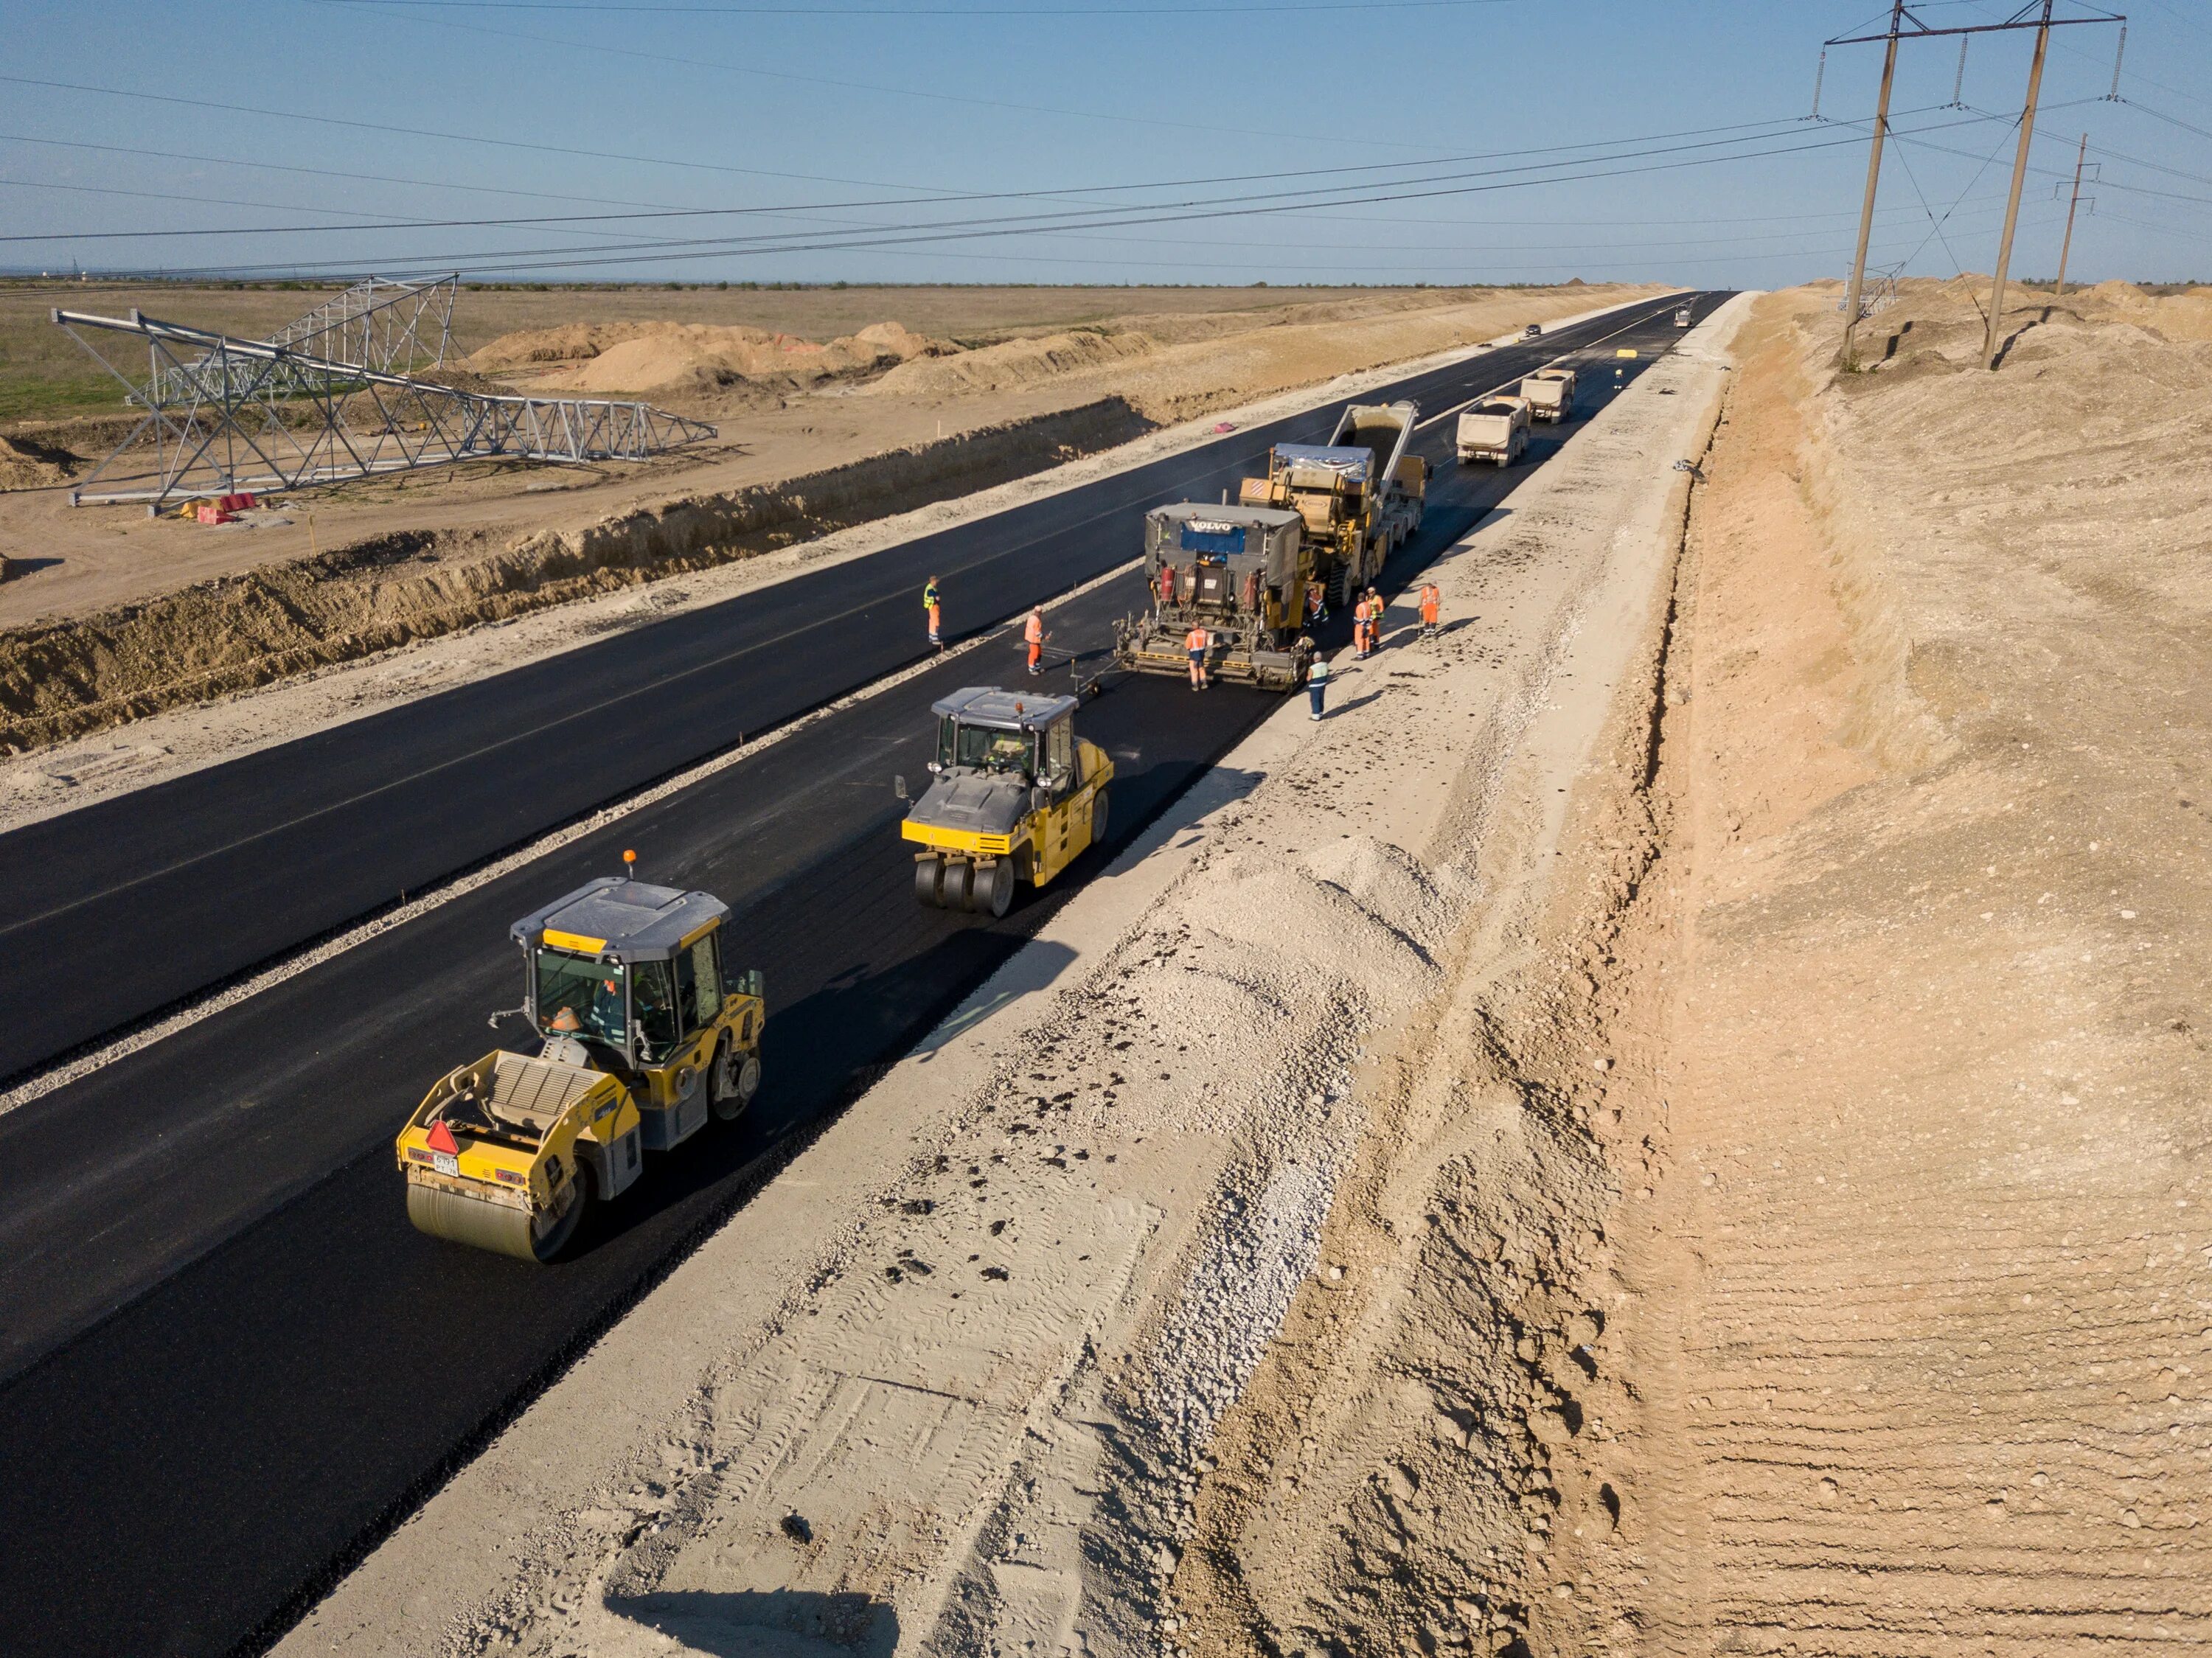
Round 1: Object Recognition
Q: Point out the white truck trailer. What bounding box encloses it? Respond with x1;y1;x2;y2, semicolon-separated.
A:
1519;368;1575;423
1455;396;1529;467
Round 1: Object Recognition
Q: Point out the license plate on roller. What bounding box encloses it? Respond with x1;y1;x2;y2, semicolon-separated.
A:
432;1151;459;1177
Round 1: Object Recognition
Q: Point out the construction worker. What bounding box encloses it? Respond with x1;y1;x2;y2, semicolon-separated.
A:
1307;652;1329;721
1185;622;1211;690
1024;605;1048;676
1365;588;1384;655
924;576;943;647
1352;592;1372;659
1306;579;1326;627
1419;581;1441;640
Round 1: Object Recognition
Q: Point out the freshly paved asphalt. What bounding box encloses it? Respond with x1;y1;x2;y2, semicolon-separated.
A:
0;293;1722;1658
0;294;1696;1087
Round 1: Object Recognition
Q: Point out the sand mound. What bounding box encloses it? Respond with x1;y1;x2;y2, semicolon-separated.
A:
0;435;74;492
471;319;953;394
863;329;1156;399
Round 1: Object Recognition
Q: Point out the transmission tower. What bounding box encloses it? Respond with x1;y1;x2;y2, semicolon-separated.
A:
54;302;714;511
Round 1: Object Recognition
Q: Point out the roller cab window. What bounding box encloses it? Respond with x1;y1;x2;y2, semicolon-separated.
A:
535;950;627;1047
1043;715;1075;795
672;931;722;1037
632;959;681;1062
942;717;1036;776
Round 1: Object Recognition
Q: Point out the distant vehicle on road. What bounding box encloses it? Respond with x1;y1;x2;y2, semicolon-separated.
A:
1674;304;1694;327
1456;396;1531;467
1523;321;1542;338
1520;367;1576;423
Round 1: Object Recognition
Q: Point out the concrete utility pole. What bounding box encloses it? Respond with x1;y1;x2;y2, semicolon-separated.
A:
2054;132;2090;297
1842;0;1907;369
1983;0;2056;369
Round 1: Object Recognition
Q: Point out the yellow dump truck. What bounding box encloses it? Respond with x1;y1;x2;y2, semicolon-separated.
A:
1239;400;1425;606
1519;367;1576;423
1456;396;1530;466
900;687;1114;916
396;873;764;1261
1114;502;1313;689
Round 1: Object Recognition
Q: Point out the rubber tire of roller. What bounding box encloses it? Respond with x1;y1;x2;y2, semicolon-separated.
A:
942;860;975;912
914;856;945;908
709;1035;742;1121
1091;787;1110;850
981;857;1014;918
407;1177;584;1263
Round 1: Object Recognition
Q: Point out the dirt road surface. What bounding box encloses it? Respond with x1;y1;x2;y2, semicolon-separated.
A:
268;302;1747;1658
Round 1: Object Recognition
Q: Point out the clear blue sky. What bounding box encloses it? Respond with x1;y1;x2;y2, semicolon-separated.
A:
4;0;2208;287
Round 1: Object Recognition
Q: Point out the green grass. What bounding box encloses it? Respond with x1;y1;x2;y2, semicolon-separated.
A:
0;370;130;425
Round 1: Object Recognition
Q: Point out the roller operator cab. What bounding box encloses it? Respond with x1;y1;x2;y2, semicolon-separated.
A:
901;687;1114;917
394;874;765;1261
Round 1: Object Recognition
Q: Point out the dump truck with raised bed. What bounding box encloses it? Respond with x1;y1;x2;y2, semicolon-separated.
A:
1456;395;1530;466
1113;502;1313;689
1519;367;1576;422
396;871;765;1261
1239;399;1425;605
900;687;1114;916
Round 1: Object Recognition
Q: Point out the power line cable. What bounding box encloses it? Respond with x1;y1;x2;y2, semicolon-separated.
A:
105;111;2016;280
0;111;1912;245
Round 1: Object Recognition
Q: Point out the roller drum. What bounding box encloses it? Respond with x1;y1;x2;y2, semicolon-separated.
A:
407;1180;582;1263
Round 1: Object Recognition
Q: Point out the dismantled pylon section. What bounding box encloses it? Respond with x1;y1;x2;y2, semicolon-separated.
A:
53;277;715;510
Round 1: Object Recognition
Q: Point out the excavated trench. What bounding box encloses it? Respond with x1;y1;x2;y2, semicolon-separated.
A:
0;397;1153;753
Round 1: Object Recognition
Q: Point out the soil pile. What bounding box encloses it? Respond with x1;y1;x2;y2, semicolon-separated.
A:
0;399;1149;753
469;318;953;393
863;326;1157;397
0;433;74;492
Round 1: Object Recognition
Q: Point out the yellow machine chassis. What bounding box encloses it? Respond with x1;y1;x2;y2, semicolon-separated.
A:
397;986;765;1262
903;739;1114;910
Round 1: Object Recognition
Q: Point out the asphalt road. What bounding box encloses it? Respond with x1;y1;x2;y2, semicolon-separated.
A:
0;294;1695;1088
0;293;1724;1658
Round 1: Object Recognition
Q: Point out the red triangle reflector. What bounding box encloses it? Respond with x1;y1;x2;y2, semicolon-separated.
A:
426;1121;460;1155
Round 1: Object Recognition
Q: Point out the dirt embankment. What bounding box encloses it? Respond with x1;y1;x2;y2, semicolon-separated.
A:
1177;281;2212;1654
1599;284;2212;1653
0;397;1150;753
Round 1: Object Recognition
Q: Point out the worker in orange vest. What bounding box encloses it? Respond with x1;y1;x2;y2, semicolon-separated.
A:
1024;605;1049;676
1365;588;1384;655
1185;622;1211;690
1352;592;1372;658
1419;581;1441;639
923;576;943;647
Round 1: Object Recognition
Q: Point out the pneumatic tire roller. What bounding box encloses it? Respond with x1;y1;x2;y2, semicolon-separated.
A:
898;687;1113;919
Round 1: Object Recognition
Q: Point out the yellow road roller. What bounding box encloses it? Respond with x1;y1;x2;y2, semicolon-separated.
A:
395;870;764;1261
899;687;1113;917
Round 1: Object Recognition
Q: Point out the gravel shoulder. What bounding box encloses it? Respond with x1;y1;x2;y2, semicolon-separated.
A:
270;300;1742;1658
